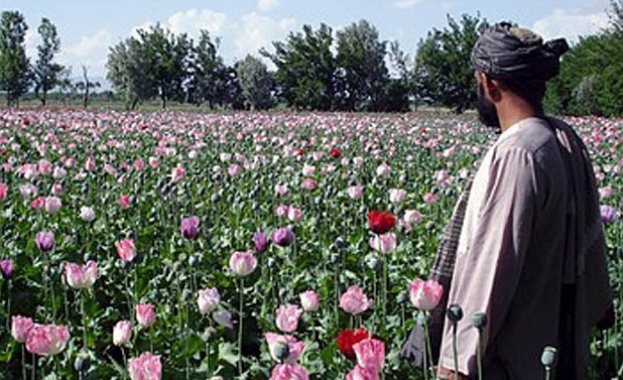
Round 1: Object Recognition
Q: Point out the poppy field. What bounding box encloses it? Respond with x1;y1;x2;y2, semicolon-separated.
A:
0;109;621;379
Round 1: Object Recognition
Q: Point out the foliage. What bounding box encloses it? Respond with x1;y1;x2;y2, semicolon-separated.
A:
33;17;64;106
544;1;623;117
106;27;242;111
0;11;32;107
262;24;336;111
235;55;273;111
106;36;158;110
334;20;390;111
412;14;489;113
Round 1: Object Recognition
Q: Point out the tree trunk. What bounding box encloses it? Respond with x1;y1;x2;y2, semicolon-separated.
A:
83;86;89;109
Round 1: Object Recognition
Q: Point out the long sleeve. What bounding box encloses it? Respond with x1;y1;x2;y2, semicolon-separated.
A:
438;146;541;376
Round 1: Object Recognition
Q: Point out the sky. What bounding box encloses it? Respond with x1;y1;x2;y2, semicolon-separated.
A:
1;0;613;83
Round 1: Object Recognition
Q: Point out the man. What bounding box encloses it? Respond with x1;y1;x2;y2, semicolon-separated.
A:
428;23;613;379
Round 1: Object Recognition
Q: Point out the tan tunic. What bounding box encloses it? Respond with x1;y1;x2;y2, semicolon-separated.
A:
439;117;570;379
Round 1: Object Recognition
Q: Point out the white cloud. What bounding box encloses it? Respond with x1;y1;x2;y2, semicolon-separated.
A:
391;0;423;9
56;29;114;78
25;29;39;61
125;9;295;69
532;8;609;44
257;0;279;13
167;9;228;39
64;29;113;59
234;12;296;60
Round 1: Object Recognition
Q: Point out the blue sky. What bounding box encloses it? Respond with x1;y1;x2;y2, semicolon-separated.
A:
2;0;613;80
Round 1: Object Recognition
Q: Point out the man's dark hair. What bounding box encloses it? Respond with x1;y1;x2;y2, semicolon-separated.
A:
497;78;546;111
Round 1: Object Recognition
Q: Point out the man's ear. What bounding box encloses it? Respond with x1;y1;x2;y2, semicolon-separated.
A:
481;74;502;102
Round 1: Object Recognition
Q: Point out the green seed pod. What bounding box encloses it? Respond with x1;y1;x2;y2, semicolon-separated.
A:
447;304;463;323
367;257;381;271
334;237;348;250
74;352;91;373
396;291;408;304
271;341;290;362
188;255;200;267
541;346;558;367
471;312;488;329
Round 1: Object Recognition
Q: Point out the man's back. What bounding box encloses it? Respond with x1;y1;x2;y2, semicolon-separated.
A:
439;117;570;379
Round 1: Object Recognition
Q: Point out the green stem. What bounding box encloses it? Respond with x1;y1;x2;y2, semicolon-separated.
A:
373;269;377;328
121;347;128;380
7;279;11;332
452;323;459;378
21;344;27;380
63;284;69;321
81;291;88;348
424;312;434;380
238;277;244;377
124;270;133;326
476;327;483;380
383;255;388;334
423;336;428;380
31;354;35;380
334;270;339;326
206;319;213;376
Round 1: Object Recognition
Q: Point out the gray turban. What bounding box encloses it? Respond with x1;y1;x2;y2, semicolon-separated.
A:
471;22;570;81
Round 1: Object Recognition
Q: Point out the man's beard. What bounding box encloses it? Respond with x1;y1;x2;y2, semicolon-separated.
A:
476;83;501;131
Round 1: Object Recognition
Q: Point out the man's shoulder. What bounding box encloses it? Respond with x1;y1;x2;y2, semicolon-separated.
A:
495;117;557;154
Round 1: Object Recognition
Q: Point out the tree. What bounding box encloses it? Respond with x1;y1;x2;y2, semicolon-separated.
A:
235;55;273;110
544;0;623;117
335;20;390;111
607;0;623;33
262;23;335;110
137;24;189;109
56;67;73;106
107;36;157;110
413;14;489;113
75;65;100;108
0;11;32;107
106;24;192;109
33;17;64;106
191;30;227;108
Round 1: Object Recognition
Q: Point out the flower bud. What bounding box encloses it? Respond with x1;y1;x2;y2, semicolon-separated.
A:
447;304;463;323
367;257;381;271
74;352;91;373
541;346;558;368
471;312;488;329
334;237;348;250
271;341;290;362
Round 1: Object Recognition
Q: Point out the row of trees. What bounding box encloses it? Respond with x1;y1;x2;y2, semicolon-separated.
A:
3;2;623;115
106;20;411;112
0;11;100;108
544;1;623;117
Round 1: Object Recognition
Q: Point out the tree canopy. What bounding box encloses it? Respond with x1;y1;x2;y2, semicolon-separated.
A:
0;11;32;106
2;3;623;116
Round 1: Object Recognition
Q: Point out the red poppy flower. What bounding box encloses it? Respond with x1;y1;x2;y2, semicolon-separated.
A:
337;328;370;360
297;149;306;156
368;211;396;234
330;148;342;159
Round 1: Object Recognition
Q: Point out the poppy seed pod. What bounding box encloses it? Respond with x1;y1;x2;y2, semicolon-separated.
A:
471;312;488;329
541;346;558;368
447;304;464;323
271;341;290;362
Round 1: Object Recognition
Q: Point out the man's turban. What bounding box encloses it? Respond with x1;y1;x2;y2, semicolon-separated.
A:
471;22;570;81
